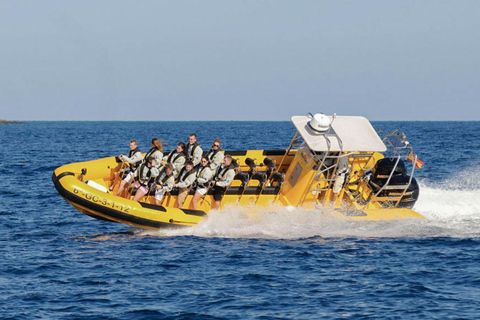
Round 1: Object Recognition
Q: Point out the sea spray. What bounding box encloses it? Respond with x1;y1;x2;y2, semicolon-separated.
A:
135;174;480;239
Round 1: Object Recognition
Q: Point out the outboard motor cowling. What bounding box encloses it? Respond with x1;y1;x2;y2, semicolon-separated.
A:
372;158;407;180
368;157;420;209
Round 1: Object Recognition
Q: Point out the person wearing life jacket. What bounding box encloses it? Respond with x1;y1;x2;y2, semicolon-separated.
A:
143;138;164;170
205;139;224;174
211;154;236;209
132;156;160;201
153;163;175;205
111;139;143;192
116;156;158;199
162;142;187;177
186;133;203;167
118;139;143;171
174;160;197;208
191;157;213;210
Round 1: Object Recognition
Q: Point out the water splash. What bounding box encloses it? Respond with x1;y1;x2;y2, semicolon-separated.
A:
134;170;480;239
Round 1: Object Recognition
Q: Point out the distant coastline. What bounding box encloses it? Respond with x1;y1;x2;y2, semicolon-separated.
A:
0;120;27;124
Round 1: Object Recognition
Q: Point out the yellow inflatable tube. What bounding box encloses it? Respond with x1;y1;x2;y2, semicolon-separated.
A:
52;157;206;229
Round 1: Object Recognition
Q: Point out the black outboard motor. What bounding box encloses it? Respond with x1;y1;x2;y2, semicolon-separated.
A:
369;158;420;209
371;158;407;181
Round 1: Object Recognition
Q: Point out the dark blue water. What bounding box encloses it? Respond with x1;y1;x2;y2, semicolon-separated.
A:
2;121;480;319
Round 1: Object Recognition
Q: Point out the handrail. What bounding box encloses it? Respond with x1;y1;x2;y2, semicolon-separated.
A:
276;131;300;174
363;156;401;209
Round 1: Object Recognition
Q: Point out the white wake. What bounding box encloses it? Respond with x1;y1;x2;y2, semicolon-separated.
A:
136;169;480;239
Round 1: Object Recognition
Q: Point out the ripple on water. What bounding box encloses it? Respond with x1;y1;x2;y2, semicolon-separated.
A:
2;122;480;319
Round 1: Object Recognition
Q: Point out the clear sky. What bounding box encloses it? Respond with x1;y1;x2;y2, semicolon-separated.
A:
1;1;479;121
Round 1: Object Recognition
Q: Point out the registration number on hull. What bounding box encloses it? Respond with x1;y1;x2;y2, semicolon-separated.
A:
73;188;132;213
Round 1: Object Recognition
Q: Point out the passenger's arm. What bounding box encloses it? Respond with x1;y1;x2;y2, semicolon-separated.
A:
173;157;186;175
153;151;164;169
193;147;203;167
211;152;224;171
197;168;213;185
163;177;175;192
216;169;235;187
123;151;143;164
176;173;196;188
150;167;159;178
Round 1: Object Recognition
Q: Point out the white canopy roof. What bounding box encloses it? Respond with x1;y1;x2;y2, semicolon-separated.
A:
291;115;387;152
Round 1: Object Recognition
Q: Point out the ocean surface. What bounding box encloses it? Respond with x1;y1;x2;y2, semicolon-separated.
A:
1;121;480;319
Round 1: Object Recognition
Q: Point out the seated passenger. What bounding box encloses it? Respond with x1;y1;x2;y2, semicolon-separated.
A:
205;139;224;173
144;138;164;169
133;157;160;201
174;160;196;208
117;156;158;200
154;163;175;205
162;142;187;177
118;139;143;170
186;133;203;167
211;155;236;209
111;139;142;192
191;157;213;210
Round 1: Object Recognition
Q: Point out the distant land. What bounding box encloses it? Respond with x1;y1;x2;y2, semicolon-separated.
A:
0;120;27;124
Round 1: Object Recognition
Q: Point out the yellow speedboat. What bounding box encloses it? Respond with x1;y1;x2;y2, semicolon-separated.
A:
52;113;424;229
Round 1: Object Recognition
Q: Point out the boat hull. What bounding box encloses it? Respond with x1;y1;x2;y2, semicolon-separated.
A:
53;151;424;230
52;171;206;229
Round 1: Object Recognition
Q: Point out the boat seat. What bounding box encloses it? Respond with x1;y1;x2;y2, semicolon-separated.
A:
270;172;284;187
234;171;250;187
245;157;256;169
132;185;281;197
251;172;267;187
224;186;280;195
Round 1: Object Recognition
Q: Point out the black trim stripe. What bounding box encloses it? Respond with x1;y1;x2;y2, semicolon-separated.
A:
139;202;167;212
180;209;208;217
262;150;286;156
225;150;247;156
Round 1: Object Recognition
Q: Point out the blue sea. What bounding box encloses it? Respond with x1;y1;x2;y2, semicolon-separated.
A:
1;121;480;319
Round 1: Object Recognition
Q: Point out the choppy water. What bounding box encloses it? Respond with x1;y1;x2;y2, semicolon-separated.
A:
1;121;480;319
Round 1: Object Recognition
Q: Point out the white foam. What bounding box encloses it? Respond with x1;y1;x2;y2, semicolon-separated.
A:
415;187;480;220
136;169;480;239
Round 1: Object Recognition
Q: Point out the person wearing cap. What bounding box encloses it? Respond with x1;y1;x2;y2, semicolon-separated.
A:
186;133;203;167
162;142;187;177
191;157;213;210
174;160;197;208
205;139;224;174
211;155;236;209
